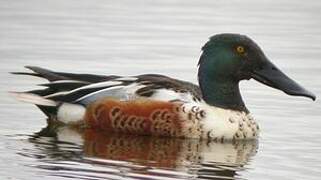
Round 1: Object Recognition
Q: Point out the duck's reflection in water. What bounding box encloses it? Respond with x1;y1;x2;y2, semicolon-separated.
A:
29;125;258;179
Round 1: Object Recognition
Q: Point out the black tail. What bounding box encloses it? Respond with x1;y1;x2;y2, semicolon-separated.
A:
11;66;102;117
12;66;121;117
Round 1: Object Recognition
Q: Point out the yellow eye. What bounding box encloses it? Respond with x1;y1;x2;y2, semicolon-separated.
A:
236;46;245;54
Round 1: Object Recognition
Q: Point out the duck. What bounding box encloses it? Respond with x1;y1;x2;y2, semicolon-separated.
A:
12;33;316;141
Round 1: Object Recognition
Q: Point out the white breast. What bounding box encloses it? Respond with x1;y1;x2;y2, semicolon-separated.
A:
199;103;259;140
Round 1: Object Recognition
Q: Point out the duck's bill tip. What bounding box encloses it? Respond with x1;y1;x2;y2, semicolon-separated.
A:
284;90;316;101
311;95;317;101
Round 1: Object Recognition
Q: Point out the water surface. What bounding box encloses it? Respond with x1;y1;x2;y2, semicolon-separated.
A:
1;0;321;179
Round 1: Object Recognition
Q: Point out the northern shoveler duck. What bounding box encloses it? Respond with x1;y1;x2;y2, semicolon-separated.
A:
12;33;316;141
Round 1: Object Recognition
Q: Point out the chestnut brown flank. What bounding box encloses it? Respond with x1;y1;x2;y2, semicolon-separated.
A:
84;98;183;137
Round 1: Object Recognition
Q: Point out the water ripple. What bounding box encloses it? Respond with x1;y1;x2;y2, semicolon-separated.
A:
14;126;259;180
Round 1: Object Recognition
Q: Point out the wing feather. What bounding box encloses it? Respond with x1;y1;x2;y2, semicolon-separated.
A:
13;66;203;117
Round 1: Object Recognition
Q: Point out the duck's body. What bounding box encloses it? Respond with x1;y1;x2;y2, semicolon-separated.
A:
12;34;315;140
13;67;258;140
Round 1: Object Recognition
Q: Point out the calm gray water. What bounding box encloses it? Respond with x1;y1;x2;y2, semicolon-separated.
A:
1;0;321;179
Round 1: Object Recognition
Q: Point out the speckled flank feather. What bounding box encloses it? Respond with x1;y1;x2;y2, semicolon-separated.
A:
84;98;204;138
84;98;259;140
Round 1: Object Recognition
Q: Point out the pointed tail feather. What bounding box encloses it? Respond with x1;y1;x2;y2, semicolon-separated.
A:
11;66;67;81
25;66;67;81
9;92;57;106
13;66;111;83
10;72;42;78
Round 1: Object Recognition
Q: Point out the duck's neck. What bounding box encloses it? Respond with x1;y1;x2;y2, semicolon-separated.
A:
198;58;248;112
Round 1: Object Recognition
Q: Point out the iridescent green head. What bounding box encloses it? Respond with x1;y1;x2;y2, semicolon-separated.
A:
198;33;315;111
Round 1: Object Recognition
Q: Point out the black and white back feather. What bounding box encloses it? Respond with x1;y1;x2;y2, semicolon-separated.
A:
12;66;202;117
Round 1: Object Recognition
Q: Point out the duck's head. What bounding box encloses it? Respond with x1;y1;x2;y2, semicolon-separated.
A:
198;33;315;110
